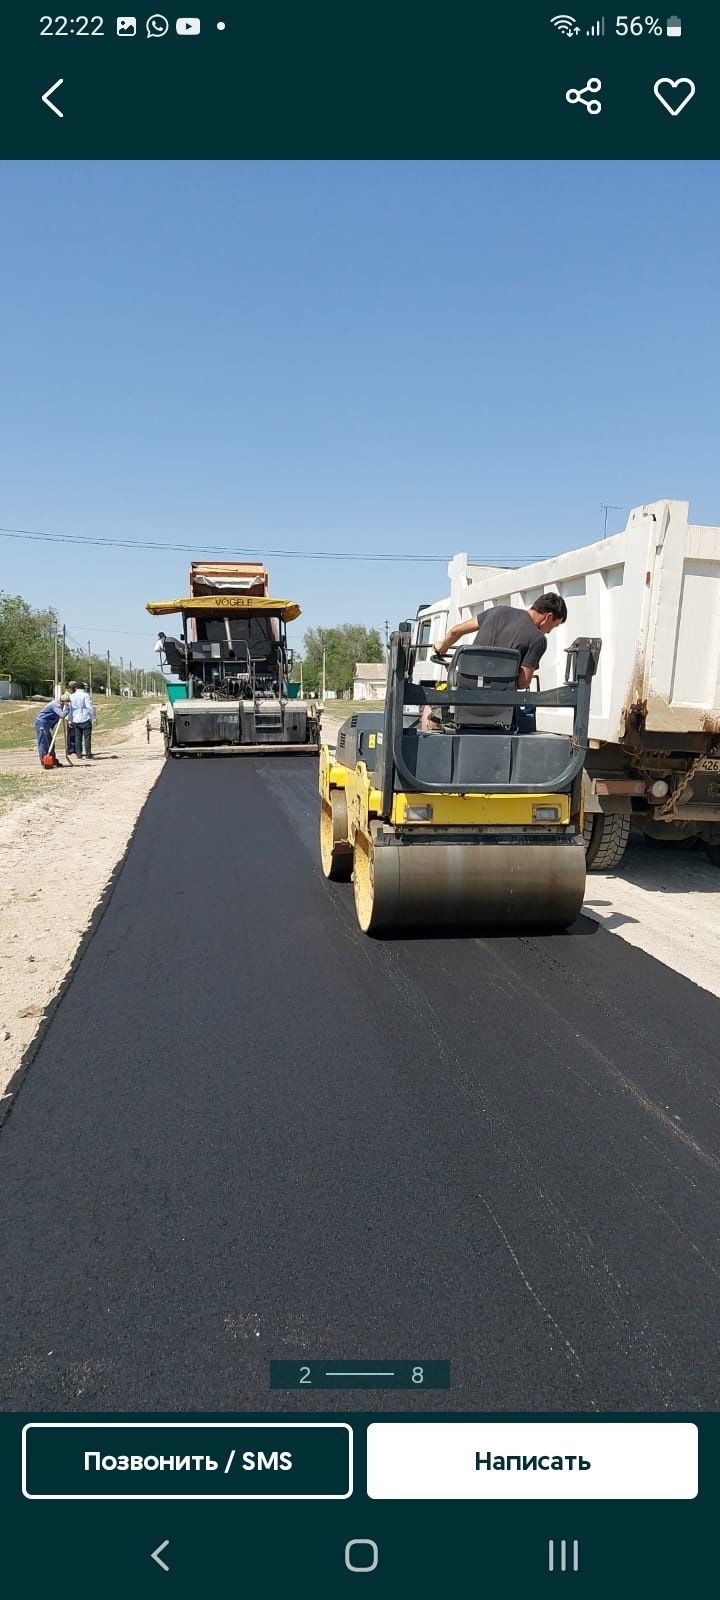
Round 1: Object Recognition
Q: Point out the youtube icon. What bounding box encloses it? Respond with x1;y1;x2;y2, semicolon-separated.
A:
176;16;201;33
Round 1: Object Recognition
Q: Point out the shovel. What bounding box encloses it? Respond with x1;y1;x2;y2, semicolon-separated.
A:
42;718;64;768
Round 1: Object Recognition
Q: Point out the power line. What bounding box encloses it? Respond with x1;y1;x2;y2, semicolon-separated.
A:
0;524;529;567
67;624;159;637
0;524;446;563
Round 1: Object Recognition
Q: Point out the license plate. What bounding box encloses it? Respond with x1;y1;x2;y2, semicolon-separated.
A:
698;757;720;772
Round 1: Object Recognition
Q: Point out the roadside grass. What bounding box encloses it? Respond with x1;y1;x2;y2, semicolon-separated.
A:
0;773;47;817
0;698;157;751
322;700;386;719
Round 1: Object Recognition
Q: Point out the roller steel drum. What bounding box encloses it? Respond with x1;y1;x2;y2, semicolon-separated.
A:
320;790;353;881
353;833;586;934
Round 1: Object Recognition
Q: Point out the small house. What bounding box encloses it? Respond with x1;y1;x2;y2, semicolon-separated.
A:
353;662;387;702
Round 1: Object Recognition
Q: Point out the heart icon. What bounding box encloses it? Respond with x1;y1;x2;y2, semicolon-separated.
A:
653;77;696;116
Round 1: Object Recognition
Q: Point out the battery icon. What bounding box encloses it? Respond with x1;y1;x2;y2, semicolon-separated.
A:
666;15;682;35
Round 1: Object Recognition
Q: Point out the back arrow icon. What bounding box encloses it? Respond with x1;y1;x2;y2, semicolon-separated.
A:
42;79;64;117
151;1540;170;1572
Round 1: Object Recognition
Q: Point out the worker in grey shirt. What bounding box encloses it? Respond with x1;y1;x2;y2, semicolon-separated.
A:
435;593;567;690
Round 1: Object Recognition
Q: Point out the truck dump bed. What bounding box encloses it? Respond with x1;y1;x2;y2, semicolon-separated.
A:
426;501;720;744
187;563;270;645
189;561;269;597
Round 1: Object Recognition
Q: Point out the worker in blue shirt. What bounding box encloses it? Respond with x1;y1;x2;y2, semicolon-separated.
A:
69;681;97;759
34;695;70;767
65;679;78;755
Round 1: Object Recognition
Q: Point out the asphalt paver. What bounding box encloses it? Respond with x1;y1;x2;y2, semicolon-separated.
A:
1;757;719;1413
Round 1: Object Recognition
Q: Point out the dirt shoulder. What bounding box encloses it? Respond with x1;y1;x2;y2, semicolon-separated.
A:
582;837;720;996
320;711;345;749
0;713;165;1095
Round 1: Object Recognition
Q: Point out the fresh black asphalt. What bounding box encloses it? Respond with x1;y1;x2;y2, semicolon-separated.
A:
1;756;719;1413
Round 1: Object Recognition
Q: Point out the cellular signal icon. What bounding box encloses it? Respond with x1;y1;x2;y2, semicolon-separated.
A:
551;14;580;36
587;16;605;34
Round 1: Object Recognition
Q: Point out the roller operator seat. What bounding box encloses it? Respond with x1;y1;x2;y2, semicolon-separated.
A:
445;645;521;732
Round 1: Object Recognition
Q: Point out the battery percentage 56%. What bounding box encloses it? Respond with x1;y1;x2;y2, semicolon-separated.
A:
616;15;663;33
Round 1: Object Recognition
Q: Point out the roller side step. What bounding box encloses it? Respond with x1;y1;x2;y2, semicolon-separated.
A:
170;742;320;756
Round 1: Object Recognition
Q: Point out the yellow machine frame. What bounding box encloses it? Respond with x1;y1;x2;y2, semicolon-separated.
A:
318;628;601;933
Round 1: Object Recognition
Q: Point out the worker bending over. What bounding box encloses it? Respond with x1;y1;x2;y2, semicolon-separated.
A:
34;695;70;768
435;593;567;687
423;594;568;732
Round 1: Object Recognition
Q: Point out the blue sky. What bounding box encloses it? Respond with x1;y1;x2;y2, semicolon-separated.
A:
1;159;718;666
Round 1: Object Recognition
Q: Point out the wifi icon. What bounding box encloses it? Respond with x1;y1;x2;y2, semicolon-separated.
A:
551;13;580;34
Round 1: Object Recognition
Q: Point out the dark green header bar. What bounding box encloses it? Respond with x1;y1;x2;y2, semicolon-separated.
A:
1;4;717;158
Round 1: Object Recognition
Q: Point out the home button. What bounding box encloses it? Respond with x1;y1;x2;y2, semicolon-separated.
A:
345;1539;379;1572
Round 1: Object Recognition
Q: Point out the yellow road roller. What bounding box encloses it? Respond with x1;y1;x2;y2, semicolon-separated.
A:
319;628;601;933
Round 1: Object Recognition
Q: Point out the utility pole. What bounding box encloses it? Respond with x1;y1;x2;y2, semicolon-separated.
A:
54;631;59;697
87;642;93;693
129;660;133;697
106;650;111;697
120;656;124;696
299;660;303;697
601;503;623;537
321;648;326;701
60;624;66;689
384;619;389;653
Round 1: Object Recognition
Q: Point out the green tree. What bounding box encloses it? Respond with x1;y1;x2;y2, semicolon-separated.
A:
0;591;165;698
302;623;384;695
0;594;59;693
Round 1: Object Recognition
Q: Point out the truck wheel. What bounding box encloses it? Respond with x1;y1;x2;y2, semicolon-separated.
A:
583;813;631;871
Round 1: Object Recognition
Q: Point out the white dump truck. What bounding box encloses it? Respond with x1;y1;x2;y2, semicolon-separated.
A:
412;499;720;870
